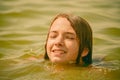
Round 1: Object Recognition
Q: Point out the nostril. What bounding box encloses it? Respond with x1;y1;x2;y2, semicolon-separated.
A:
54;39;64;46
55;42;63;46
54;36;64;46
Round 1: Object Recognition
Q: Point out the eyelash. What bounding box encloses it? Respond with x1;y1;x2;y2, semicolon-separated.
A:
49;35;75;40
49;35;57;38
65;36;75;40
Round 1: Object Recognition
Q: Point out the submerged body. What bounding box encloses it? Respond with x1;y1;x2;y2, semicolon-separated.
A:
0;55;118;80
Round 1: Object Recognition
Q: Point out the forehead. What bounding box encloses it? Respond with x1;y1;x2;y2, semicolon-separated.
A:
50;17;75;33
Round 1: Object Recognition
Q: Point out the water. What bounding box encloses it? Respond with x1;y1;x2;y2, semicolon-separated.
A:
0;0;120;80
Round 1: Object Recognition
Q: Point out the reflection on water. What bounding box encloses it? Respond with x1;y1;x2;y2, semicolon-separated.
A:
0;0;120;80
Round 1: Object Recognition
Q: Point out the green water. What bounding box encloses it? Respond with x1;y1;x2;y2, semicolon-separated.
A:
0;0;120;80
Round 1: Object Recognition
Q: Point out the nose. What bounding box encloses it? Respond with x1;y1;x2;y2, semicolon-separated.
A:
54;35;64;46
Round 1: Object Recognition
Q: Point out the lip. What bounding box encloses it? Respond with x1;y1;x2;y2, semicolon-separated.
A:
52;49;66;54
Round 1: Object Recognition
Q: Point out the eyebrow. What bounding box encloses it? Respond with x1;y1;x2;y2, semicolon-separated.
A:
49;31;57;33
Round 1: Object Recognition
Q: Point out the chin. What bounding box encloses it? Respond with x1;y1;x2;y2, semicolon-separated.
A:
51;58;65;64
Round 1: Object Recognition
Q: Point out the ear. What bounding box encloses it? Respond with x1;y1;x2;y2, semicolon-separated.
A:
81;48;89;57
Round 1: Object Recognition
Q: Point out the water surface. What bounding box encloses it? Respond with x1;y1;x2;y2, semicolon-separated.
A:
0;0;120;80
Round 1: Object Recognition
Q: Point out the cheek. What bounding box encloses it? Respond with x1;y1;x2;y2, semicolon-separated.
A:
46;40;53;53
66;41;79;58
69;44;79;54
67;41;79;51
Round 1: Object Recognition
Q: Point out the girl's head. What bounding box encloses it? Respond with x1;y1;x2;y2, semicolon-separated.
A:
44;13;92;66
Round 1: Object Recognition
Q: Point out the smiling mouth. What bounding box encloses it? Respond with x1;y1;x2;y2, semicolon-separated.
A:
52;49;66;54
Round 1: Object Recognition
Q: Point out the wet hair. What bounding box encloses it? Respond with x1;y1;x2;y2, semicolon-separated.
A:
44;13;92;65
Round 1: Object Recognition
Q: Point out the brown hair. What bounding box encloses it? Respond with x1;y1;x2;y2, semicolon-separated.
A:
44;13;92;65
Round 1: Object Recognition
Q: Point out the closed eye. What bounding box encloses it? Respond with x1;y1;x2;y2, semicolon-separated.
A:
65;34;75;40
48;31;58;39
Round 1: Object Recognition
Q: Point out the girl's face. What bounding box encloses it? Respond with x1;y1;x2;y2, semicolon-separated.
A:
46;17;79;64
